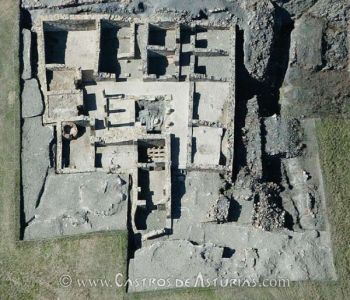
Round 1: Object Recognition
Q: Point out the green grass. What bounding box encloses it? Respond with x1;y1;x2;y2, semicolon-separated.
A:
0;0;349;299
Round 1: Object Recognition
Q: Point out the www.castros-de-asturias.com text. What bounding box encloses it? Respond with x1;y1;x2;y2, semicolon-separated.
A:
59;273;290;289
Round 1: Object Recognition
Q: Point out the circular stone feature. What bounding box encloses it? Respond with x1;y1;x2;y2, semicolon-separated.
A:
62;122;78;140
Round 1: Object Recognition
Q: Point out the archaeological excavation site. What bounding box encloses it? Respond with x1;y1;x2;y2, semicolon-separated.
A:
19;0;349;292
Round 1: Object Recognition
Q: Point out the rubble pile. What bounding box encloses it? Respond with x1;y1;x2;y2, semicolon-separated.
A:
252;183;286;231
207;195;231;223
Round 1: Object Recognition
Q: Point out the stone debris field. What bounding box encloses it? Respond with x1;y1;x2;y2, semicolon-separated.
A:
20;0;349;292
